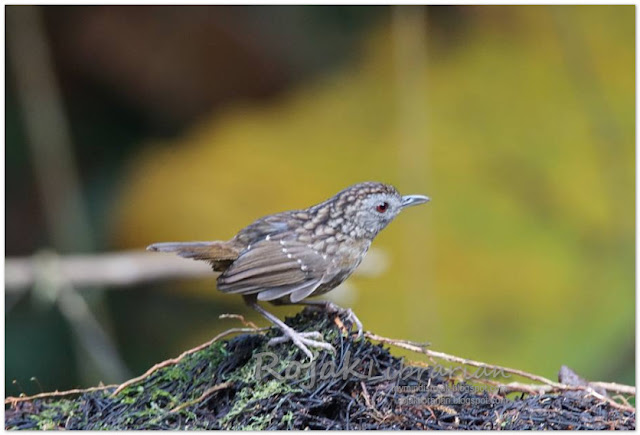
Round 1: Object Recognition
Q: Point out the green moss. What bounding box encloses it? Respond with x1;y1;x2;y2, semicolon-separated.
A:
243;413;274;431
29;399;79;430
220;379;301;430
280;410;295;429
4;310;635;430
150;388;178;407
7;313;337;429
225;356;258;384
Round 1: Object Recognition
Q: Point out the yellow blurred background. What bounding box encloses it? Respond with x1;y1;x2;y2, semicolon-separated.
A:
6;5;634;394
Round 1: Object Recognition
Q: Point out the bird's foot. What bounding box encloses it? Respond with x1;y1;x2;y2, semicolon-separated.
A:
267;328;335;360
332;305;364;339
304;301;363;339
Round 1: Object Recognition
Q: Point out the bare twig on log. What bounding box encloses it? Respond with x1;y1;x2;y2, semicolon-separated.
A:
4;322;265;406
168;381;234;414
110;326;266;397
366;331;563;388
5;385;118;405
591;381;636;395
482;380;634;412
218;314;259;329
365;331;635;413
6;320;634;416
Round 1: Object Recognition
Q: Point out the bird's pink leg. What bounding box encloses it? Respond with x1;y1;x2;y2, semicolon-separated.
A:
245;298;335;360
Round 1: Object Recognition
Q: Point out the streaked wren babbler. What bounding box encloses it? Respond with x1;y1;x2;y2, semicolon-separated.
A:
148;182;430;359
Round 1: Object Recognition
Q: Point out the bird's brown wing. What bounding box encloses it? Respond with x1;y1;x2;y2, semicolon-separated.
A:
217;239;329;302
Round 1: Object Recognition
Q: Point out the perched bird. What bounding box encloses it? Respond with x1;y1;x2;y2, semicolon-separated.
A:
148;182;430;359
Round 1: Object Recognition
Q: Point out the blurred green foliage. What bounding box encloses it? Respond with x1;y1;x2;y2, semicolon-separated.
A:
111;6;634;384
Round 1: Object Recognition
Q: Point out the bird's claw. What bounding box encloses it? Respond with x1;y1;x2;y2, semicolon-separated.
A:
321;302;364;339
343;308;364;339
268;330;335;360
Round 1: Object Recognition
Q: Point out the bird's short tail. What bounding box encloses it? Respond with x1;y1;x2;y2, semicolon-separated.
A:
147;241;240;269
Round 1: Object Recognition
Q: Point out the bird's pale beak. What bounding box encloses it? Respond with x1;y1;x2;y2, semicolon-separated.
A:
401;194;430;208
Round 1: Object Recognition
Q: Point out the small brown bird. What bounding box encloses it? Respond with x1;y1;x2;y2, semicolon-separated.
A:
148;182;430;359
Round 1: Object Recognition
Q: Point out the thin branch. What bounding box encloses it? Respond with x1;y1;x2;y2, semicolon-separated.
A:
365;331;635;413
6;322;634;417
586;390;635;413
110;326;267;397
485;378;634;414
6;323;266;406
219;314;259;330
5;385;117;405
366;331;562;388
591;381;636;396
612;394;633;408
168;381;234;414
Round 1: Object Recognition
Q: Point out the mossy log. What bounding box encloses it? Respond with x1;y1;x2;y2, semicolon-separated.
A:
5;310;635;430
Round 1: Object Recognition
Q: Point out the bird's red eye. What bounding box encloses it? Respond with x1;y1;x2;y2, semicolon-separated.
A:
376;202;389;213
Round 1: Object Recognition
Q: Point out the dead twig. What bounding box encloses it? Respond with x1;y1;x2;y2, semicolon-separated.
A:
612;394;633;408
219;314;259;330
5;384;118;405
168;381;234;414
586;389;635;413
591;381;636;396
366;331;563;387
360;381;388;423
365;331;636;413
111;326;267;397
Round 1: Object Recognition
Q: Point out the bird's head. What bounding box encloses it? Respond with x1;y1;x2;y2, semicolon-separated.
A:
335;182;430;238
